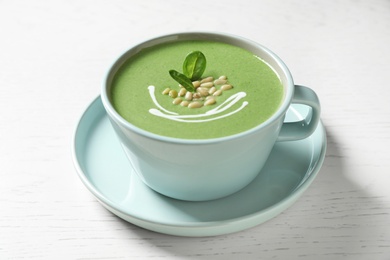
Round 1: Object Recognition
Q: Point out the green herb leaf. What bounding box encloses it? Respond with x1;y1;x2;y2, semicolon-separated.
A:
169;70;195;92
183;51;206;81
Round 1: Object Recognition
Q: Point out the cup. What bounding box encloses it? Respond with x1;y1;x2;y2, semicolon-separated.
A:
101;32;320;201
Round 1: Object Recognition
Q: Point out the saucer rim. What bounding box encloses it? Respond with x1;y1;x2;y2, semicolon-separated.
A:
72;96;327;236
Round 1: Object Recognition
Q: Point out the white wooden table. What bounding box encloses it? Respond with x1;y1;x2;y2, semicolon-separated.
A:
1;1;389;259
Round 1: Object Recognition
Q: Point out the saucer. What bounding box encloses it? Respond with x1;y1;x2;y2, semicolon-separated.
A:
72;97;326;237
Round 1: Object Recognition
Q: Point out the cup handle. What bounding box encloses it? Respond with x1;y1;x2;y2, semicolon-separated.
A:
277;85;321;142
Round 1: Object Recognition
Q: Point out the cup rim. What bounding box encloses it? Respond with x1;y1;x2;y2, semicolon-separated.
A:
101;31;294;144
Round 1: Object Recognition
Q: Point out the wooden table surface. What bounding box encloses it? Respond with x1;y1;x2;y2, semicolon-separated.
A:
1;0;389;259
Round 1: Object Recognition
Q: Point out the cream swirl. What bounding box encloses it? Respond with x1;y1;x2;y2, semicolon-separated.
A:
148;85;248;123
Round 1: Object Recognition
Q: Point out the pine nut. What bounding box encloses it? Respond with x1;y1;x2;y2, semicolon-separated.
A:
200;82;213;88
188;101;202;108
197;87;209;97
213;89;222;96
185;91;193;101
179;88;187;97
204;97;216;106
200;76;213;83
209;87;217;95
221;84;233;91
172;97;182;105
214;79;227;85
219;75;227;80
193;93;201;99
192;81;201;88
180;101;189;107
162;88;171;95
169;89;178;98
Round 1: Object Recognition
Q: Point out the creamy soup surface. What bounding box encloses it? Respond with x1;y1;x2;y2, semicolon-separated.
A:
111;40;284;139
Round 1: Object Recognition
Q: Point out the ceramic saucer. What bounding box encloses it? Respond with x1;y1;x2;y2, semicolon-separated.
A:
72;96;326;237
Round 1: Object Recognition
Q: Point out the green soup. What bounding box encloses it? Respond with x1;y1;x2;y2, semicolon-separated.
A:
111;40;284;139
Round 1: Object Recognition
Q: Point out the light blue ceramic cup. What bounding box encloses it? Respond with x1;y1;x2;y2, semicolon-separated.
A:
101;32;320;201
